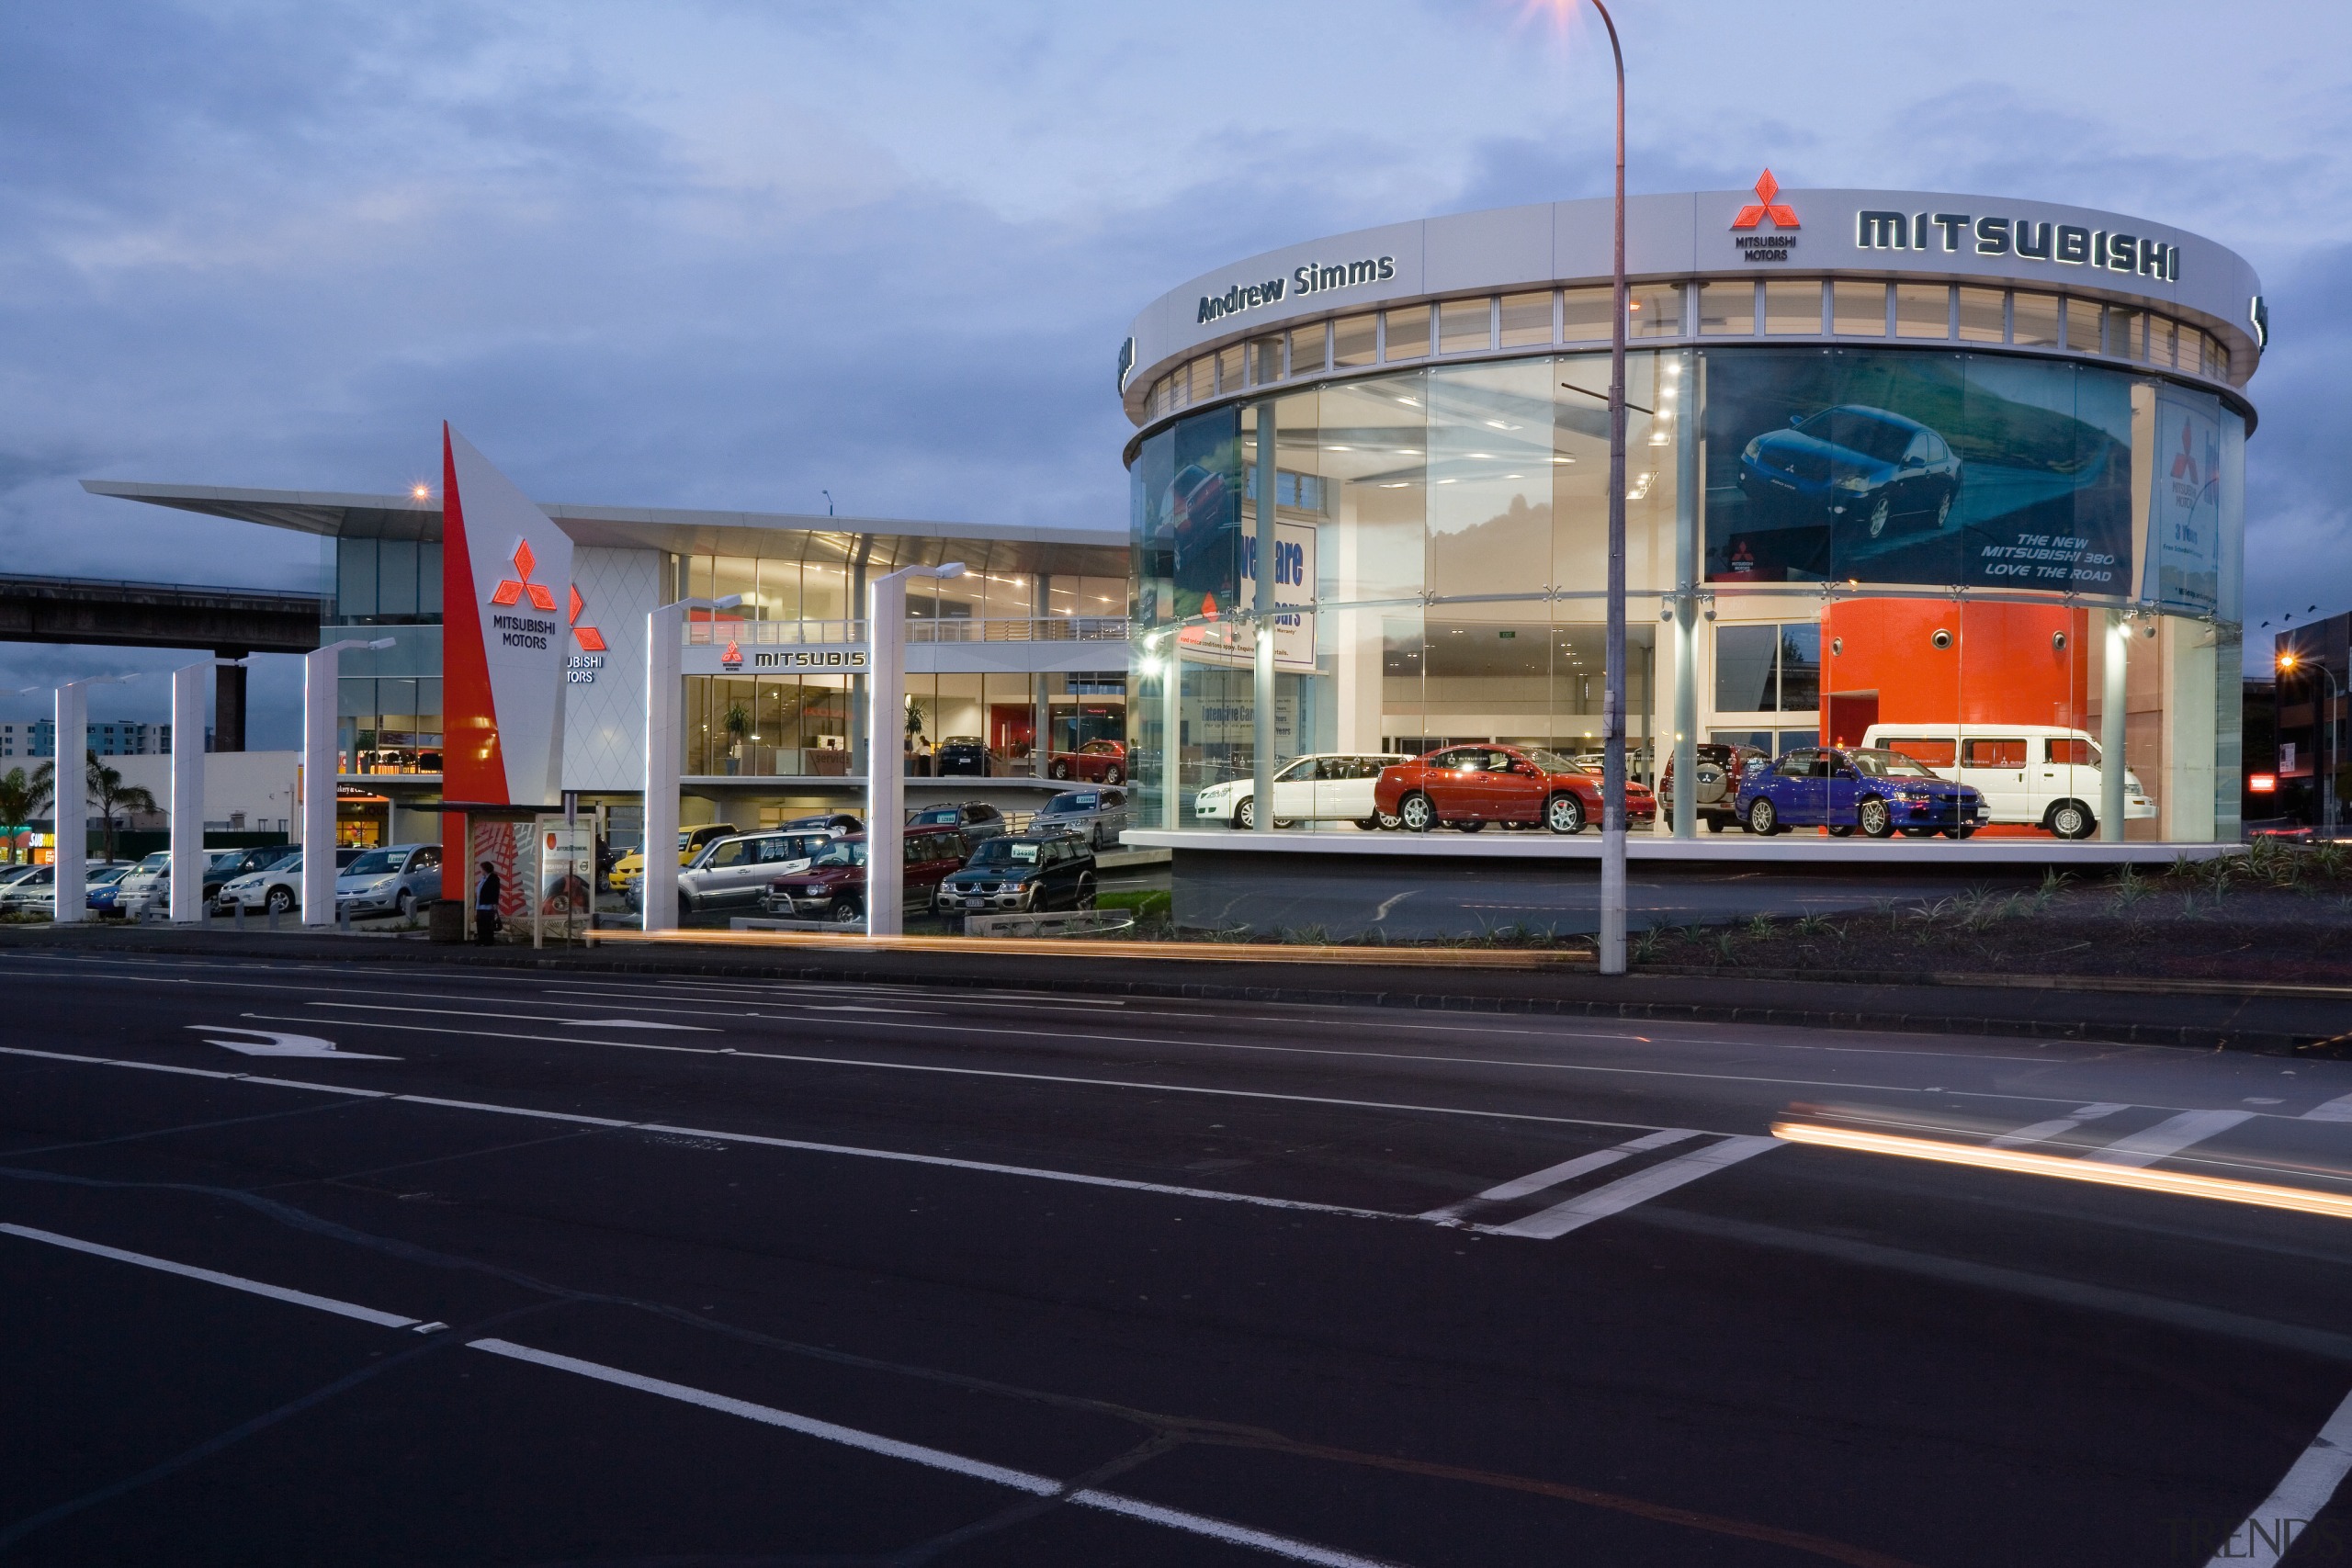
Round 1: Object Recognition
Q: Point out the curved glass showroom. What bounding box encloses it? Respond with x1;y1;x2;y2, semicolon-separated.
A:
1121;186;2263;844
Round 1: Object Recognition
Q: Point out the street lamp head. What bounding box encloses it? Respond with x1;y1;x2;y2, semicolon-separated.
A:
2279;652;2300;672
366;637;397;651
711;594;744;610
932;561;967;580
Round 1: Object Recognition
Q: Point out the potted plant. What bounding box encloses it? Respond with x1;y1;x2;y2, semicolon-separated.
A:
722;704;751;776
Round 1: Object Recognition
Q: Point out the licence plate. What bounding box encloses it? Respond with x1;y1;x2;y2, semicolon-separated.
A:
966;898;985;909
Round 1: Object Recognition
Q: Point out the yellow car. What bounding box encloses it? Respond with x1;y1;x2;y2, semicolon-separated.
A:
606;823;737;891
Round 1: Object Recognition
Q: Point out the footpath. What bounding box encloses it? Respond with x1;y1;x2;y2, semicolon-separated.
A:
2;922;2346;1057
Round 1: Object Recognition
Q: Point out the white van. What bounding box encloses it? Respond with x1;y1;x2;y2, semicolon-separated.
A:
1858;724;2154;839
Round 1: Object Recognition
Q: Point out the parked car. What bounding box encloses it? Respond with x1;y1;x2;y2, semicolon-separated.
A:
781;813;865;836
0;862;132;915
1859;723;2154;840
335;842;445;919
112;850;175;916
222;850;351;915
676;828;851;917
1046;739;1127;784
1194;753;1414;830
605;822;738;891
1030;788;1130;849
907;802;1006;852
933;737;992;776
0;863;43;893
1738;404;1964;541
1658;743;1772;832
760;826;968;924
114;846;287;918
1374;745;1656;834
1735;745;1987;838
935;831;1098;916
85;865;135;918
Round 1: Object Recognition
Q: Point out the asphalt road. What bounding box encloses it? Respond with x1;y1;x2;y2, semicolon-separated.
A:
5;951;2352;1566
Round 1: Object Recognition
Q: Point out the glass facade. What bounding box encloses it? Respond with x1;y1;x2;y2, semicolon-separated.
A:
1129;320;2247;843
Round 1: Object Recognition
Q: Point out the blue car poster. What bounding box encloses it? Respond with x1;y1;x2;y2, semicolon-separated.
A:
1704;350;2134;593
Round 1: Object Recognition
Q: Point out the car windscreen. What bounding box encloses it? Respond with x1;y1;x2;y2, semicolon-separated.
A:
344;851;399;876
138;852;171;871
1045;793;1099;814
810;841;865;868
1523;749;1588;774
969;840;1042;867
90;867;130;885
1848;749;1940;779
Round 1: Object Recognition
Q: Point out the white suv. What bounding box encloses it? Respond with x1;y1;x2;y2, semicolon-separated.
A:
1859;723;2155;839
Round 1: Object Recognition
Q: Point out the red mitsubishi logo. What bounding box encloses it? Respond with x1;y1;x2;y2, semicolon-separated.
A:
568;585;607;652
490;539;559;612
1731;169;1799;231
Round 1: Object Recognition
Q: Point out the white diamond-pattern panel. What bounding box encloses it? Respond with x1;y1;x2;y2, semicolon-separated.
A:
563;546;657;793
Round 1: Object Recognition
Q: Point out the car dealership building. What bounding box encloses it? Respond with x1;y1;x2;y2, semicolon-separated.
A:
1119;180;2262;855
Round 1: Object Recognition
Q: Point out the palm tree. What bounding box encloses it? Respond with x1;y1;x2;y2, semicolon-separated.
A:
85;751;159;864
0;765;50;864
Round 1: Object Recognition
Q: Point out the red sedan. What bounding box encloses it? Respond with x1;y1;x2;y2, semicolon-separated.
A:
1374;744;1657;834
1047;739;1126;784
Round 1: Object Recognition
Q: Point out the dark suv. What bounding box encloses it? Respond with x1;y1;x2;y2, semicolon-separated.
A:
761;827;967;924
1657;743;1771;832
935;831;1097;916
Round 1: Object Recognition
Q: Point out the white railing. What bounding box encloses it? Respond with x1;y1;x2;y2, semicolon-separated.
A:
684;616;1128;647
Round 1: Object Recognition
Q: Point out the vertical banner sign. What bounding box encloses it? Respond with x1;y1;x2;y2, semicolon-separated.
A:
442;425;572;806
2144;389;2223;615
532;816;594;945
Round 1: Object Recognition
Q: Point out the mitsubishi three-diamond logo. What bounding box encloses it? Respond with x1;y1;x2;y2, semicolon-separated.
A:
1732;169;1799;231
490;539;559;611
568;585;606;652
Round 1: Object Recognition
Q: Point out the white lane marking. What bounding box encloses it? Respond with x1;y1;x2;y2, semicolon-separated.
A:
188;1025;398;1061
469;1338;1398;1568
2203;1382;2352;1566
0;1222;435;1331
1985;1101;2128;1148
0;1045;1405;1221
2305;1093;2352;1122
2085;1108;2256;1168
309;1002;712;1031
1419;1129;1700;1222
214;1015;1676;1134
1482;1136;1783;1241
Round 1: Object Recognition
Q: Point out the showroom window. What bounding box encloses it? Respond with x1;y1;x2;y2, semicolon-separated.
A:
1627;283;1685;338
1290;321;1329;377
2063;299;2100;355
1698;281;1754;335
1563;286;1612;342
1439;297;1494;355
1895;283;1951;339
1334;312;1377;368
1499;291;1554;347
1715;622;1822;713
1832;281;1887;335
1216;344;1245;392
1958;287;2006;343
1384;305;1430;361
1187;356;1215;402
2013;291;2061;347
1763;279;1822;334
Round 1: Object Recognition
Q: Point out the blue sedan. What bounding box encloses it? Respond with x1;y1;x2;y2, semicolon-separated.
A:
1736;746;1988;839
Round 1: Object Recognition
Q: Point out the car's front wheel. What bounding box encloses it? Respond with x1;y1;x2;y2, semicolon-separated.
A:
1234;797;1255;830
1545;793;1587;835
265;886;294;914
1706;816;1728;833
1858;797;1894;839
1746;796;1778;836
1933;489;1953;529
829;897;863;925
1398;793;1435;833
1048;760;1069;780
2047;799;2095;840
1865;494;1893;537
1103;765;1125;784
396;890;416;920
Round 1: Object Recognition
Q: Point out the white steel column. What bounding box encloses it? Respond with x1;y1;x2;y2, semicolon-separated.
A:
304;638;393;924
1670;347;1700;840
169;660;208;921
641;595;739;932
1251;401;1277;836
866;561;965;935
52;681;86;921
1160;631;1182;830
2101;611;2130;841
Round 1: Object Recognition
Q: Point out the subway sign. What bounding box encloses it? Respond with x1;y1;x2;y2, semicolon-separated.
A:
1856;209;2180;281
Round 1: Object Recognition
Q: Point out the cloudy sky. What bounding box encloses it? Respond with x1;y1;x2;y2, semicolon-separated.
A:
1;0;2343;739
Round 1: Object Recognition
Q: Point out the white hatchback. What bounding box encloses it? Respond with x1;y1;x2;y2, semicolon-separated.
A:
1194;753;1415;830
1860;723;2155;839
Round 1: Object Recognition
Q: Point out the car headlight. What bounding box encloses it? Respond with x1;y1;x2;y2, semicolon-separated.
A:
1742;438;1761;460
1833;475;1871;492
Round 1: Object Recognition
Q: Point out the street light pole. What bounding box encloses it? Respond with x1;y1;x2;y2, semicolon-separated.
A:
641;593;742;932
866;559;967;935
1589;0;1631;976
2281;651;2340;839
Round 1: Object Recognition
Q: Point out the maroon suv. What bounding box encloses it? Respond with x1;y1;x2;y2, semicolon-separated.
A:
761;826;966;923
1658;743;1771;832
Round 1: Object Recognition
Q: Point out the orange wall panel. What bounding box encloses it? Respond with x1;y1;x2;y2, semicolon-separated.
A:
1822;599;2088;735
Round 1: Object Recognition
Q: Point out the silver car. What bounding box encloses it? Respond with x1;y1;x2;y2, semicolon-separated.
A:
1028;787;1130;850
335;843;445;919
675;829;848;916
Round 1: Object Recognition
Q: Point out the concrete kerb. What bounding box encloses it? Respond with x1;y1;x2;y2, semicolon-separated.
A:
0;923;2337;1057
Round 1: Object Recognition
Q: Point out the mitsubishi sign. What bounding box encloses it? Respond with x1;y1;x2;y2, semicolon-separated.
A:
440;424;571;807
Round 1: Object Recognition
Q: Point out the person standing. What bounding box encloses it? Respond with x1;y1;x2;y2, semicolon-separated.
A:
474;859;501;945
